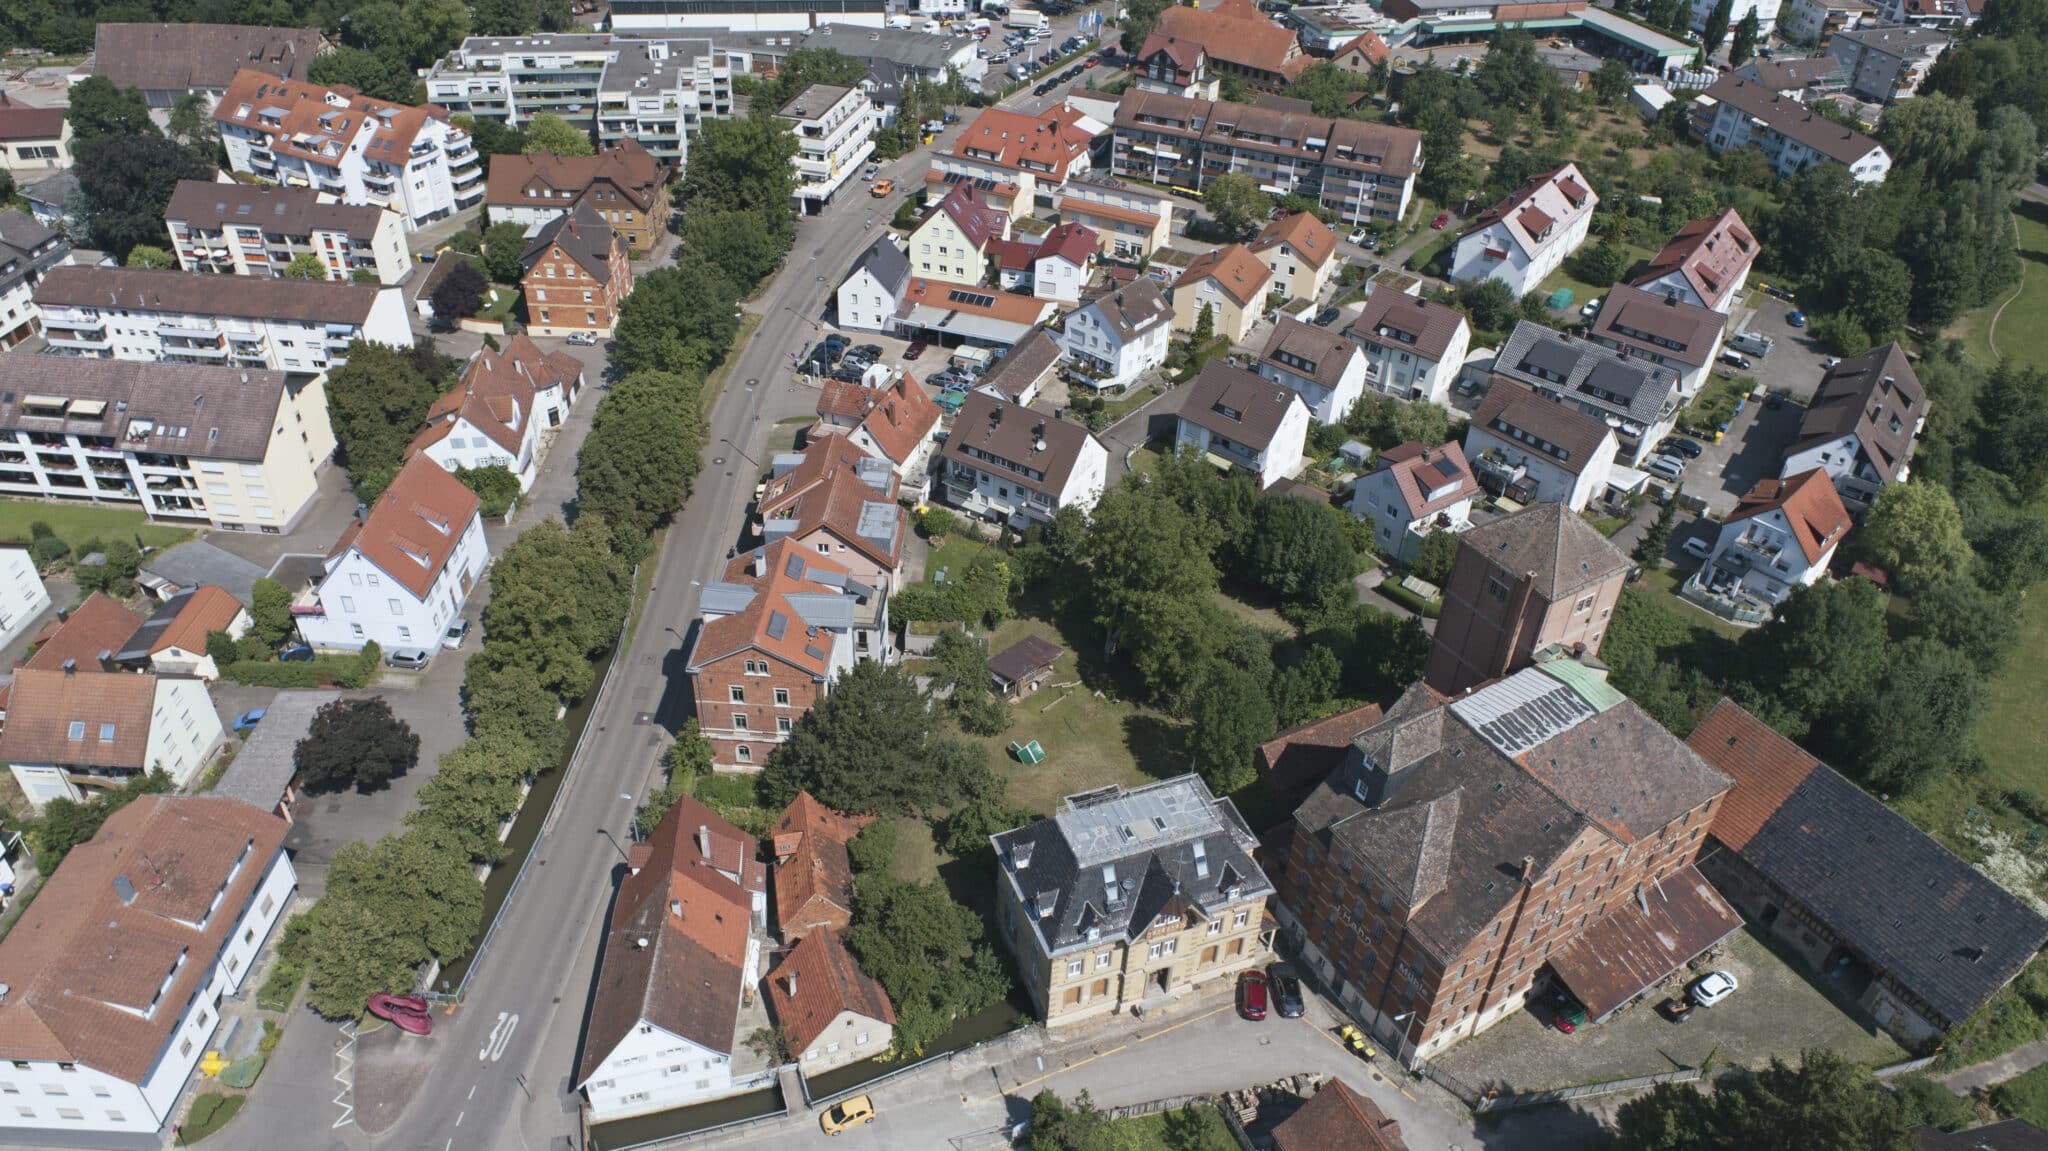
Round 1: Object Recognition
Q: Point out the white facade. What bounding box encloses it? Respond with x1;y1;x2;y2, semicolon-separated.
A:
1357;322;1468;407
414;404;540;492
1691;0;1784;34
943;438;1109;526
1255;343;1367;425
38;284;414;373
166;200;411;286
152;607;252;680
1449;169;1598;297
1704;96;1892;183
216;90;483;232
1059;298;1172;389
1175;393;1311;490
1350;467;1475;560
293;510;489;652
776;85;879;214
836;259;902;333
1463;422;1618;512
610;4;888;32
1826;27;1950;102
0;546;50;651
1780;0;1873;43
1703;505;1837;605
1032;248;1089;302
8;677;225;808
581;1023;742;1122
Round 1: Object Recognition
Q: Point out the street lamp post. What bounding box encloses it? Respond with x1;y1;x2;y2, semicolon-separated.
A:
721;437;761;471
596;827;632;865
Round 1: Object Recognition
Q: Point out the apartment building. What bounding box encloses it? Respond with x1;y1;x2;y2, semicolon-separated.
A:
520;203;634;338
1630;209;1757;314
1346;289;1470;405
1781;342;1925;511
1781;0;1874;43
214;70;484;230
1702;75;1892;182
163;180;410;286
992;775;1276;1028
1250;210;1340;303
909;183;1010;284
835;237;910;334
1254;315;1366;425
1149;0;1312;90
1277;664;1738;1064
1;668;225;807
487;140;671;252
35;266;413;373
0;94;70;173
1825;25;1951;101
93;23;325;109
0;211;68;350
1174;360;1311;490
1059;279;1174;389
1491;321;1684;467
464;333;586;429
1462;381;1619;512
1055;178;1176;261
0;358;335;531
1170;244;1271;344
0;797;294;1140
0;546;50;651
1111;90;1423;226
1585;285;1728;399
758;437;908;613
1695;469;1853;610
928;106;1095;217
290;456;489;652
608;0;888;32
940;393;1109;529
776;84;878;215
1449;164;1599;296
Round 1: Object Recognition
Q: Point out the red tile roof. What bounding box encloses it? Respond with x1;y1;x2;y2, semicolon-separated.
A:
1632;209;1757;312
1252;211;1337;271
946;106;1094;181
692;539;857;676
22;592;144;673
1034;221;1098;269
758;440;905;573
1336;32;1391;69
151;585;243;655
933;183;1009;252
0;95;65;143
410;354;537;458
325;454;481;600
1154;0;1310;80
1684;699;1820;851
1377;441;1480;520
1460;164;1598;258
1270;1079;1410;1151
856;373;942;467
469;333;584;398
0;668;160;769
215;69;445;171
1722;468;1851;565
764;929;895;1055
771;792;874;938
1257;701;1384;810
1179;243;1272;307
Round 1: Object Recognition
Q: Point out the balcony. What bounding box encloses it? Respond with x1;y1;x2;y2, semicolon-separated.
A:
290;584;327;616
158;321;219;340
44;330;110;350
451;164;482;186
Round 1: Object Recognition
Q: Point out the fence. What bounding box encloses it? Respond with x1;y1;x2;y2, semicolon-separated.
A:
799;1021;1044;1111
595;1102;792;1151
1103;1093;1211;1122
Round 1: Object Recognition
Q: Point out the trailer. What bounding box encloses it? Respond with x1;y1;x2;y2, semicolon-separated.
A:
1006;8;1049;30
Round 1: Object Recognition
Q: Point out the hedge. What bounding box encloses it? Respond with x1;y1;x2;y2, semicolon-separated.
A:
221;642;380;689
1377;580;1443;619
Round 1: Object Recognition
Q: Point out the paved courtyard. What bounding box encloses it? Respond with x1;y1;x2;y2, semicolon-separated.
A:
1430;928;1906;1095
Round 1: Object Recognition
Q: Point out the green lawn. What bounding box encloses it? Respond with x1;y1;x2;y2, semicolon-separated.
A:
475;285;518;328
1212;590;1297;638
1995;1062;2048;1127
1956;205;2048;372
1638;565;1747;641
924;534;989;585
1977;577;2048;795
1109;1104;1238;1150
1535;243;1655;315
0;500;193;553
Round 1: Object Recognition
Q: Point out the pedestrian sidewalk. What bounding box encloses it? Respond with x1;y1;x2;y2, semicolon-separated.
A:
1939;1039;2048;1095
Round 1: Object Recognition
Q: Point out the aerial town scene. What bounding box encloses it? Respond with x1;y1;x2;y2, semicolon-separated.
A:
0;0;2039;1147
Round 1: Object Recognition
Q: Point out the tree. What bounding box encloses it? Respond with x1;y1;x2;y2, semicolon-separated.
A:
324;341;446;501
1344;395;1452;450
1410;527;1462;584
250;577;294;649
303;830;483;1017
522;110;594;157
1085;478;1226;706
1572;236;1632;285
1863;480;1972;590
638;721;711;835
1475;30;1553;111
760;662;985;816
846;818;897;874
464;660;566;758
1458;278;1518;333
1632;492;1680;565
1730;10;1760;65
1192;302;1215;346
281;252;328;281
1186;665;1275;795
168;92;215;146
66;77;157;146
472;516;630;702
124;244;174;269
1615;1051;1915;1151
482;221;531;284
295;698;421;793
311;46;417;102
74;538;141;597
678;113;798;219
1248;496;1355;603
453;464;520;518
844;875;1011;1058
682;208;791;288
1592;58;1634;104
576;369;706;534
401;0;472;69
1286;60;1369;118
1028;1088;1114;1151
1839;638;1982;795
929;629;1010;737
1701;0;1734;58
73;135;212;260
1759;578;1890;724
430;261;488;322
1203;172;1268;239
407;733;541;864
1841;251;1913;344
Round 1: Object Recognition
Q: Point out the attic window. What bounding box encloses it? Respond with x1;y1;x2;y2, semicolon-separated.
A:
67;721;86;740
99;723;116;742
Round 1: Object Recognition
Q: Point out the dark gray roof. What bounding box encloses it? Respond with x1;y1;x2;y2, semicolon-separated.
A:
942;392;1101;500
1468;380;1617;478
94;23;325;92
846;236;910;297
0;358;293;465
992;775;1273;957
1078;278;1171;343
116;590;193;663
1453;501;1631;602
22;170;78;211
0;211;68;297
1588;284;1729;370
1793;342;1924;478
977;328;1062;402
1496;321;1679;428
165;180;386;241
142;541;266;606
1259;315;1362;393
522;202;617;284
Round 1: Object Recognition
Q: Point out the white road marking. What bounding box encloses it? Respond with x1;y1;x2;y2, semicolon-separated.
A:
468;1083;478;1100
456;1111;465;1126
487;1013;520;1063
481;1013;508;1061
332;1021;358;1129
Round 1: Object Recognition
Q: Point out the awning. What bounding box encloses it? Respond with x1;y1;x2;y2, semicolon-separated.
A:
1547;865;1743;1021
1204;451;1235;472
1605;462;1651;493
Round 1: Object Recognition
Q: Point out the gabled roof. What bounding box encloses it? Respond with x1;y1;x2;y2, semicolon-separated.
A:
689;539;862;676
1271;1079;1410;1151
21;592;144;674
1179;361;1306;453
1075;278;1172;343
0;357;294;466
1348;290;1468;363
1452;500;1631;602
165;179;387;242
1373;441;1480;520
1138;31;1209;72
1178;244;1271;307
1587;284;1730;370
1689;700;2048;1030
942;392;1103;501
771;793;874;937
0;668;161;769
764;929;895;1054
1722;468;1851;565
1153;0;1309;79
855;372;941;467
844;236;910;297
1632;209;1756;312
1460;164;1599;259
120;586;243;660
215;70;446;170
989;634;1063;685
772;791;874;860
0;95;65;143
0;797;287;1084
1704;75;1888;165
1251;211;1337;272
1468;380;1617;478
466;333;585;397
758;440;905;572
409;361;533;459
95;23;323;92
36;265;385;325
897;277;1054;327
947;106;1094;181
1034;221;1097;269
324;454;481;600
1257;702;1385;811
485;139;667;213
1793;342;1923;478
1334;32;1392;70
1260;315;1364;393
977;328;1064;402
522;201;619;283
930;183;1009;252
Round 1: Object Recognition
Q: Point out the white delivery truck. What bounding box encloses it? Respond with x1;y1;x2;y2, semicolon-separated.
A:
1007;8;1049;30
1727;329;1774;357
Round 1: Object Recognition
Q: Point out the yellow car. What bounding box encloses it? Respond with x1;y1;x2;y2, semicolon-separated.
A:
821;1094;876;1136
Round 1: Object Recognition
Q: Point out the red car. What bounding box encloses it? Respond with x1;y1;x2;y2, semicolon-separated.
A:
904;340;928;360
1431;212;1452;229
1237;969;1269;1021
1084;57;1098;67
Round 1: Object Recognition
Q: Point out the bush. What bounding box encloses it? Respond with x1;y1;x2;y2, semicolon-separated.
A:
917;506;960;541
847;818;897;873
29;535;69;569
220;642;378;689
177;1093;244;1144
1378;580;1443;618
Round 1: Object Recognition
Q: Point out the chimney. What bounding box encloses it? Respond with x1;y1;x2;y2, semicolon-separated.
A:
698;824;712;860
355;502;368;524
55;607;68;623
62;658;76;675
1520;855;1536;882
787;970;798;999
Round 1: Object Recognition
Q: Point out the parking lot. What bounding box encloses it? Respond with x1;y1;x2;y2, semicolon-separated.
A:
1728;289;1839;403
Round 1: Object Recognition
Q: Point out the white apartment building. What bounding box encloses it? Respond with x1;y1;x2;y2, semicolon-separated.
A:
607;0;887;32
1253;316;1366;425
214;70;484;231
1702;75;1892;182
0;546;51;651
35;266;413;374
1346;289;1470;406
164;180;411;286
835;236;910;333
776;84;878;215
1058;279;1174;389
407;368;542;492
1825;25;1951;102
1449;164;1599;296
1690;0;1784;35
1779;0;1874;44
941;392;1109;528
292;456;489;653
1;671;224;807
0;358;337;533
0;210;69;350
1174;361;1311;490
0;797;294;1141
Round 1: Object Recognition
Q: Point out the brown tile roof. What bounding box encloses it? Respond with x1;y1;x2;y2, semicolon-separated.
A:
941;392;1100;501
1375;441;1480;520
1261;315;1364;393
691;540;858;676
933;183;1010;253
1335;32;1392;70
473;333;583;397
816;378;875;423
165;179;386;241
1516;698;1731;845
977;328;1065;401
1178;243;1271;307
1723;468;1851;565
150;585;243;656
1452;500;1631;603
410;353;537;459
1077;278;1172;343
1794;342;1924;479
1034;221;1098;269
1632;209;1757;312
1252;210;1337;271
1588;283;1730;369
772;791;873;860
1154;0;1309;79
0;358;295;466
857;372;942;468
22;592;144;673
771;793;873;938
1271;1079;1410;1151
35;265;384;325
764;929;895;1055
1460;164;1599;258
0;668;159;769
1546;863;1742;1018
989;635;1062;685
759;444;905;573
579;797;757;1082
1257;701;1384;811
0;797;287;1083
1685;699;1818;850
94;23;323;92
485;139;668;214
760;437;879;515
1469;380;1616;479
325;454;481;600
215;70;446;171
1704;75;1887;165
0;95;65;143
1179;361;1305;453
946;106;1095;181
1138;31;1209;72
1348;290;1467;363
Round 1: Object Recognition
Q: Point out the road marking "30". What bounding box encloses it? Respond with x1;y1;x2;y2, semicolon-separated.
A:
480;1013;519;1062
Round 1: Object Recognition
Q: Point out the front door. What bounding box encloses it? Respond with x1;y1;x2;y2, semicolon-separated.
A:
1153;967;1171;994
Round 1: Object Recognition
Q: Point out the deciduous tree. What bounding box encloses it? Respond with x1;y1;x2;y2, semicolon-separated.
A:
1248;495;1355;603
760;662;986;816
66;77;157;146
324;340;445;501
283;252;328;280
575;369;706;533
73;134;211;260
1863;480;1972;590
522;110;594;156
125;244;174;269
295;698;421;793
1186;664;1275;794
1203;172;1269;239
1615;1051;1914;1151
472;516;630;703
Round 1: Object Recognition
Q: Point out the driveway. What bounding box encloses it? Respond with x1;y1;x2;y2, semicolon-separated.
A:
1726;294;1836;403
1684;386;1805;517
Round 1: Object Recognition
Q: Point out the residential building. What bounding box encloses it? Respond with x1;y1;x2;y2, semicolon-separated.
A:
406;363;542;492
487;141;671;253
1780;342;1925;511
1781;0;1875;44
1055;179;1176;261
592;37;734;162
163;181;410;286
1463;382;1620;511
1584;286;1728;400
1271;1080;1410;1151
776;84;878;215
1279;665;1739;1063
764;929;896;1072
909;183;1011;284
21;171;77;232
941;392;1110;528
0;358;335;531
1171;244;1272;344
1132;34;1218;101
0;547;51;651
1175;361;1311;490
1448;164;1599;295
1424;500;1632;696
1149;0;1312;90
1332;32;1394;74
1251;211;1339;304
1059;280;1174;390
758;438;908;607
0;94;70;173
0;668;225;806
1492;322;1683;467
136;542;265;607
1688;700;2048;1044
1826;25;1951;102
1689;0;1783;35
1702;75;1892;182
15;593;148;678
1729;54;1853;96
1874;0;1981;28
1259;702;1388;812
578;797;767;1122
835;237;911;334
114;586;249;680
893;276;1055;351
1111;90;1423;225
0;211;69;350
1255;315;1366;425
1630;209;1757;314
820;369;942;483
1694;469;1852;610
214;71;483;230
462;333;586;430
1023;222;1097;303
976;328;1063;406
290;455;489;652
770;792;874;939
0;796;293;1140
35;266;413;372
1346;290;1470;405
1350;442;1479;564
520;202;634;339
93;23;325;109
607;0;888;32
927;106;1095;217
685;540;872;768
992;775;1276;1027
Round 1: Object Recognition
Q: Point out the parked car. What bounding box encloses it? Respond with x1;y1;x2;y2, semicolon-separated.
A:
1550;988;1588;1034
386;647;432;670
1682;536;1714;560
1236;969;1269;1021
1314;305;1341;327
1431;212;1451;229
824;334;849;360
232;708;266;734
1646;456;1686;483
1689;971;1738;1008
851;344;883;360
1720;350;1752;370
278;644;314;662
904;340;928;360
1787;309;1806;328
1657;436;1703;459
566;331;598;346
1267;965;1305;1018
1347;226;1369;245
1580;296;1602;318
821;1095;876;1136
443;618;471;650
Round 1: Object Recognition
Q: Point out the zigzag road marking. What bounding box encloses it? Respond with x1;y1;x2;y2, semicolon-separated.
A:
332;1020;358;1130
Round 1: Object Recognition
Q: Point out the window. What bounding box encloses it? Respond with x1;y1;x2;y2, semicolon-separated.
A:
736;745;753;763
180;1038;193;1057
730;685;746;703
1067;958;1084;977
105;1109;125;1122
774;688;790;706
67;721;84;740
1096;951;1113;969
1485;577;1509;602
732;714;749;731
1574;593;1596;613
1207;920;1223;936
1233;909;1249;928
776;716;793;734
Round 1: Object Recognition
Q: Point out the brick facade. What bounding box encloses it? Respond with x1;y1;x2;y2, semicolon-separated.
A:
690;649;821;770
521;220;633;338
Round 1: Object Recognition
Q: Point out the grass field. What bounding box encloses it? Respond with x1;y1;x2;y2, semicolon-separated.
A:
1535;241;1656;317
1977;577;2048;794
0;500;193;553
1107;1104;1238;1149
1956;205;2048;372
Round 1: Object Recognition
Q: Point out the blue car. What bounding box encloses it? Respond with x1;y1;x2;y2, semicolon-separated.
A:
233;708;267;733
278;644;314;662
1787;310;1806;328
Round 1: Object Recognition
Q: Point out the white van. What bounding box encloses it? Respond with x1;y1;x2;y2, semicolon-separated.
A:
1006;8;1049;30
